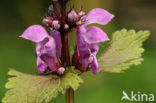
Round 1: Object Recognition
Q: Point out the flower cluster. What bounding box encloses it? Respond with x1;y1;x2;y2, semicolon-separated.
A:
21;2;114;75
73;9;114;74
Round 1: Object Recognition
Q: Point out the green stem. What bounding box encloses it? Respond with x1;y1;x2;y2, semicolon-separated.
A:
66;87;74;103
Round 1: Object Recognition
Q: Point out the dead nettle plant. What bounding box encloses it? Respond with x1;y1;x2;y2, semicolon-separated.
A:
2;0;150;103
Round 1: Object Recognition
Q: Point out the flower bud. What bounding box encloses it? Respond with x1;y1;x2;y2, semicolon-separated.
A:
78;11;85;18
48;5;61;19
48;5;54;15
64;24;69;30
76;15;86;26
80;16;86;21
57;67;65;75
42;17;53;27
68;9;78;22
76;21;82;25
52;20;60;30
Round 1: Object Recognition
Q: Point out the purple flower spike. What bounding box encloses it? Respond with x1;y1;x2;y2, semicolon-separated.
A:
21;25;61;72
76;8;114;74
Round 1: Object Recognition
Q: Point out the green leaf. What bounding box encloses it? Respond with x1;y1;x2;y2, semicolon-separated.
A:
2;68;83;103
98;29;150;73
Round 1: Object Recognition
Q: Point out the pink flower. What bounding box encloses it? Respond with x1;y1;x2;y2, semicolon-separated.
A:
21;25;62;73
76;8;114;74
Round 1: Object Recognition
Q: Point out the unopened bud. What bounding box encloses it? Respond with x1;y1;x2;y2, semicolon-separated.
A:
68;9;78;22
78;11;85;17
48;5;54;15
52;20;60;30
42;17;53;27
76;15;86;26
48;5;61;19
76;21;82;25
80;16;86;22
64;24;69;30
57;67;65;75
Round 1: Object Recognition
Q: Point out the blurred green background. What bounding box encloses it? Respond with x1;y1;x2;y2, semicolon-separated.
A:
0;0;156;103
